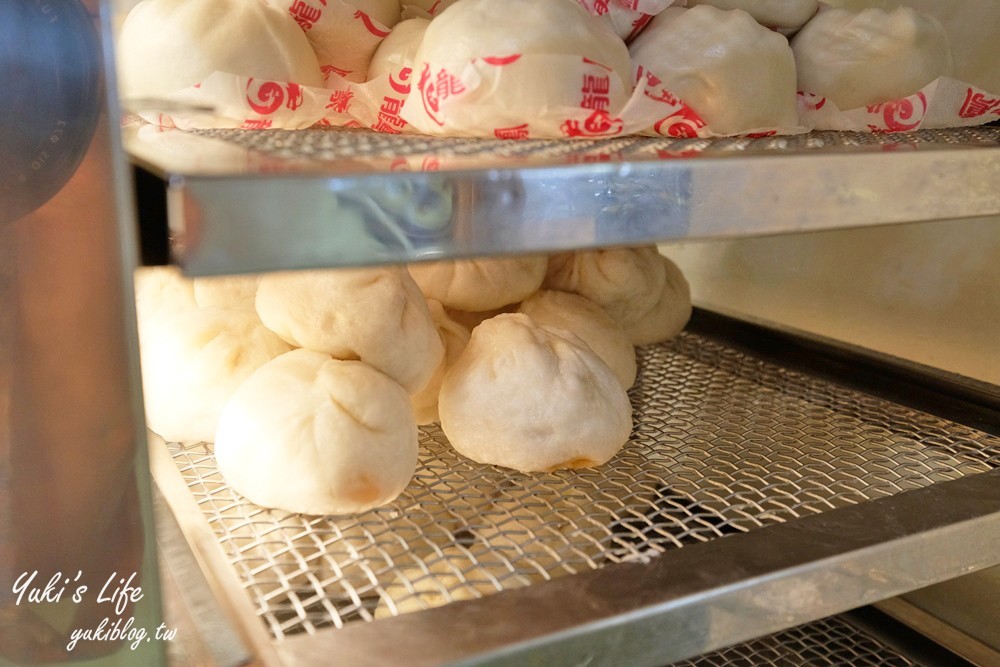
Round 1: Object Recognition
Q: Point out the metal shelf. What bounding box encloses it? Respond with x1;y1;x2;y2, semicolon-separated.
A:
150;316;1000;667
671;614;921;667
125;125;1000;276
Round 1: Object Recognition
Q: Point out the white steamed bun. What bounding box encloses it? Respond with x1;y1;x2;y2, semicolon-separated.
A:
134;266;198;322
367;17;429;80
686;0;818;31
411;300;471;425
791;6;953;110
629;5;799;134
255;267;443;394
117;0;323;99
267;0;401;83
215;349;418;515
138;307;292;443
405;0;632;137
193;274;261;311
408;256;548;312
439;313;633;473
519;290;637;389
544;246;691;346
400;0;458;20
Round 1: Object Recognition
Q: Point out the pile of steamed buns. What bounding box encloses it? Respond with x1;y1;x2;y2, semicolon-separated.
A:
117;0;955;136
136;248;691;515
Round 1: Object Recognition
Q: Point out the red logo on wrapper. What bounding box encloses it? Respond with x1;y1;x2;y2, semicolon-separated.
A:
374;68;412;134
326;89;354;114
656;148;700;160
246;79;305;115
321;65;352;81
567;151;622;164
418;64;466;127
241;119;273;129
958;88;1000;118
626;14;653;42
480;55;522;67
373;96;407;134
494;124;530;140
866;92;927;133
798;91;827;111
389;67;412;95
653;105;707;138
289;0;323;31
285;83;304;111
354;10;390;37
635;66;679;105
562;66;624;137
582;73;611;112
561;110;624;138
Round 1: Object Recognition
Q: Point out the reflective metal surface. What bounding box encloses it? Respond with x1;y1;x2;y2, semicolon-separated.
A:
124;126;1000;276
670;614;920;667
151;331;1000;665
0;1;163;663
277;470;999;667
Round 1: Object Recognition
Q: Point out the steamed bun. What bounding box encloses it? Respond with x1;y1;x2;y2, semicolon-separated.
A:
134;266;198;322
411;300;471;425
408;256;547;312
791;7;954;110
405;0;632;137
439;313;633;473
629;6;799;134
444;304;519;334
578;1;649;41
117;0;324;100
519;290;637;389
215;349;418;515
193;274;261;311
368;18;430;80
138;307;293;443
268;0;401;83
685;0;818;31
255;267;443;394
544;246;691;346
400;0;458;20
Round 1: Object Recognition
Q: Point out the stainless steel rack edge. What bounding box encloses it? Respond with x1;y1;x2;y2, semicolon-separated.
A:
147;311;1000;667
277;470;1000;667
125;127;1000;276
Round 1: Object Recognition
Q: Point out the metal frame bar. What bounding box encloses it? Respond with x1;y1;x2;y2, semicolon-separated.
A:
149;309;1000;666
124;128;1000;276
275;469;1000;667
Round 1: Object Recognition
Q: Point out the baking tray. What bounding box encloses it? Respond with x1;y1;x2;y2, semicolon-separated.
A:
125;126;1000;275
150;313;1000;666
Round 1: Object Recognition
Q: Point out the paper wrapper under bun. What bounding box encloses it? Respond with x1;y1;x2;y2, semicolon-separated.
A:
137;67;999;138
266;0;398;84
798;78;1000;133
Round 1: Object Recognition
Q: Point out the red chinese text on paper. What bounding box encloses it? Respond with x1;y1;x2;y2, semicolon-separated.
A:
958;88;1000;118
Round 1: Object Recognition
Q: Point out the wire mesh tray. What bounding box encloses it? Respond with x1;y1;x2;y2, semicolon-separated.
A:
672;614;919;667
126;126;1000;275
187;126;1000;165
153;330;1000;665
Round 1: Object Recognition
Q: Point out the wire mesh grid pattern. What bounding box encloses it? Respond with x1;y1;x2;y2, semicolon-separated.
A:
190;126;1000;166
165;332;1000;641
670;615;918;667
